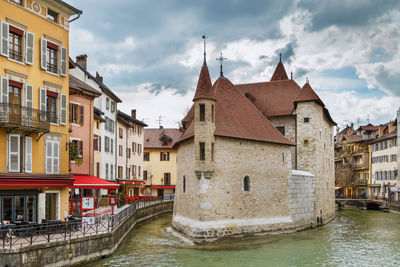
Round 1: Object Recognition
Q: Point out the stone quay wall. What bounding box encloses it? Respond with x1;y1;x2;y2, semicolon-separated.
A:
288;170;316;229
0;201;173;267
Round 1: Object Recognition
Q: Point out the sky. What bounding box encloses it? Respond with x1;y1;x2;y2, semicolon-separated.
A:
67;0;400;130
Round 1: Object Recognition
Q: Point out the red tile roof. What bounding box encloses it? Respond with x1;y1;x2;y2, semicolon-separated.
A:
236;80;302;116
270;61;289;81
193;64;216;101
144;128;182;149
369;129;397;144
343;134;363;143
178;77;295;146
294;82;325;106
359;124;379;131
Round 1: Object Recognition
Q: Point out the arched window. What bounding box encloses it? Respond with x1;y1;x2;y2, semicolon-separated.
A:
243;175;250;192
183;176;186;193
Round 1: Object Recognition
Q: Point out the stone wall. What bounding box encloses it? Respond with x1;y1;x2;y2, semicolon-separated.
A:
0;201;173;267
268;115;296;169
288;170;316;229
296;101;335;224
173;136;296;241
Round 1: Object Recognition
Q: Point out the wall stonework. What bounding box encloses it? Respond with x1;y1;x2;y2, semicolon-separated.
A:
296;102;335;224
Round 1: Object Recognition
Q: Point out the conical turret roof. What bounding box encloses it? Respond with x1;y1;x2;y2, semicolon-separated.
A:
270;61;289;81
294;82;325;106
193;64;216;101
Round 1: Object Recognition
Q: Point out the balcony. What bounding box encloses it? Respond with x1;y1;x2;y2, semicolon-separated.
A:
0;103;50;134
355;178;368;186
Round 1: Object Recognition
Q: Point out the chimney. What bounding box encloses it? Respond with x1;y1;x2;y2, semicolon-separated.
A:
378;124;384;137
96;72;103;83
76;54;87;70
388;121;396;133
131;109;136;119
159;125;164;134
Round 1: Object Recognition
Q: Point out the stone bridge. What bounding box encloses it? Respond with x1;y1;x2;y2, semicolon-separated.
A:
336;198;388;210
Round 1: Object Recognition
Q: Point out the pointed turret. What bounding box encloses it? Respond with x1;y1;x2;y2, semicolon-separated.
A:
270;56;289;81
294;81;325;106
192;64;216;101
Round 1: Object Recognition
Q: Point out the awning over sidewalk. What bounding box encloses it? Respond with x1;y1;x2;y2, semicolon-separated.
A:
0;175;74;188
117;180;145;185
70;175;119;189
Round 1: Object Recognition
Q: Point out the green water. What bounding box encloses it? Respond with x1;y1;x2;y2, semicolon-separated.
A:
86;210;400;266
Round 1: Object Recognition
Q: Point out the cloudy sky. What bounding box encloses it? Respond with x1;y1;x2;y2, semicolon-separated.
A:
67;0;400;129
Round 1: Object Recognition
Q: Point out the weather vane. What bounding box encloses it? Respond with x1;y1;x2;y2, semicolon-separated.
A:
216;52;227;77
202;35;207;65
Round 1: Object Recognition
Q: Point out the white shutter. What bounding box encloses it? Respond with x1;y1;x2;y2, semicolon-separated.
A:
39;87;46;121
53;141;59;174
26;84;33;126
1;76;8;103
40;38;47;70
60;46;67;76
25;137;32;173
0;21;9;57
60;94;67;125
8;134;20;172
25;31;34;65
46;141;52;173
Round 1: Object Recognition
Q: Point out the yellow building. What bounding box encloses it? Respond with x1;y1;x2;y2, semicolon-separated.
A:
0;0;81;223
143;127;180;198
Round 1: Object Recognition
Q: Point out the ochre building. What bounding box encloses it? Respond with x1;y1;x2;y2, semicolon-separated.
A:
0;0;81;223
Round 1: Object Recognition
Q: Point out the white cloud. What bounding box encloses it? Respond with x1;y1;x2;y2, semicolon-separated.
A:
116;83;194;128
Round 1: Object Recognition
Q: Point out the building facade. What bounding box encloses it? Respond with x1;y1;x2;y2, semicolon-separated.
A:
0;0;81;223
143;127;180;198
69;55;122;181
172;54;335;241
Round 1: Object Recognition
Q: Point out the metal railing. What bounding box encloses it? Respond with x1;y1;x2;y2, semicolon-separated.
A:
0;103;50;132
0;197;173;249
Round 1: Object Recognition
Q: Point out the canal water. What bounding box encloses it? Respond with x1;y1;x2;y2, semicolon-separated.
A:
87;209;400;266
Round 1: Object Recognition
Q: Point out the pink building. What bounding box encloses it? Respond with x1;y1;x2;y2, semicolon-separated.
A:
68;74;101;175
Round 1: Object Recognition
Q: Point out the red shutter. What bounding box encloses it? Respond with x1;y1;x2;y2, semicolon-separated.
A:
79;106;84;125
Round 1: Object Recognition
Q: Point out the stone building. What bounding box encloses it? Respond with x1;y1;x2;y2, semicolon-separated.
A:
172;53;336;241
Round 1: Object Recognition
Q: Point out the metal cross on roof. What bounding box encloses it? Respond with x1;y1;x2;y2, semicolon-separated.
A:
216;52;227;77
202;35;207;65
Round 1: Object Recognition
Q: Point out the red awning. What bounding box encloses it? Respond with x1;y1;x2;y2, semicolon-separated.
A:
149;185;175;189
0;176;74;188
70;175;119;189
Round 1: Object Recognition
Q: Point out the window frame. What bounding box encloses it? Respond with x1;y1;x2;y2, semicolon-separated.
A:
242;175;251;193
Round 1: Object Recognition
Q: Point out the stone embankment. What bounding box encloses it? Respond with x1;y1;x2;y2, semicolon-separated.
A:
0;200;173;267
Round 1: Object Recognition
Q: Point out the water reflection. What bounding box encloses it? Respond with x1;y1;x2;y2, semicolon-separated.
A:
86;209;400;266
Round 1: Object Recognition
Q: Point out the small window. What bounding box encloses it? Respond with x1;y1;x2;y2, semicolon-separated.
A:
160;152;170;161
47;9;58;23
183;176;186;193
211;143;214;161
106;98;110;110
199;104;205;121
143;170;148;180
276;126;285;136
304;117;310;123
144;152;150;161
199;142;205;161
211;104;215;123
304;139;309;146
119;127;123;138
111;101;115;113
243;176;250;192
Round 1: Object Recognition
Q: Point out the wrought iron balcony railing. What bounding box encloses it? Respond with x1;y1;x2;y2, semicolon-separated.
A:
0;103;50;133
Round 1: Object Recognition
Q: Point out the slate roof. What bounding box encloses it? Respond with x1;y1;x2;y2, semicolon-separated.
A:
117;110;148;127
144;129;182;149
74;62;122;103
69;74;101;96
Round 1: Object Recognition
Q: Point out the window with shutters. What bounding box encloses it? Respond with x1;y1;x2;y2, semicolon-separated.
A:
118;145;123;157
132;165;137;177
143;170;148;181
160;152;170;161
104;136;110;153
9;28;22;62
105;163;109;179
110;139;114;154
46;92;57;123
8;134;20;172
118;166;123;179
144;152;150;161
138;166;141;177
47;45;57;73
119;127;123;138
164;173;171;185
93;135;99;151
45;140;59;174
